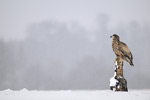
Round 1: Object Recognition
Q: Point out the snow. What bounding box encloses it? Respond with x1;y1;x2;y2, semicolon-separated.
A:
110;77;118;87
115;61;118;67
0;89;150;100
109;60;118;88
109;59;120;90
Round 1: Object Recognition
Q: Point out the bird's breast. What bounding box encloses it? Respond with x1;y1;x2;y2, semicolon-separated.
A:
112;40;120;55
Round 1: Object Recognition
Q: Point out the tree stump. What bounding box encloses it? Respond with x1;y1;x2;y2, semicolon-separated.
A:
110;57;128;92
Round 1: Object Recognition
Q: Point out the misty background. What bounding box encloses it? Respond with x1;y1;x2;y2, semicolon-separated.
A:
0;0;150;90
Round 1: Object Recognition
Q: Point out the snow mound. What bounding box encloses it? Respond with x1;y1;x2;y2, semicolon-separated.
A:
110;77;118;87
0;89;150;100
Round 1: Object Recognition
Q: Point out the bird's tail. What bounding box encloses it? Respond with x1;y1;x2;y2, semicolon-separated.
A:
130;60;134;66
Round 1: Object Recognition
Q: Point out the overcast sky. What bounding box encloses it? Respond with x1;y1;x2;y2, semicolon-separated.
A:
0;0;150;40
0;0;150;90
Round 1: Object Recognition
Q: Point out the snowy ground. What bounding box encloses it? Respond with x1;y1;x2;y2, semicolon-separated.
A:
0;89;150;100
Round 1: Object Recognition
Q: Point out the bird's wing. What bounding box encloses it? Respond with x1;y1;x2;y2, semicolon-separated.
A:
119;42;133;59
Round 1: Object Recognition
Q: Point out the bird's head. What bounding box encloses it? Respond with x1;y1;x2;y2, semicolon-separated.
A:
110;34;120;40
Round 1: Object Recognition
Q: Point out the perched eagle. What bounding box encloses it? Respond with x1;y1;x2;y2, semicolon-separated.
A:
110;34;134;66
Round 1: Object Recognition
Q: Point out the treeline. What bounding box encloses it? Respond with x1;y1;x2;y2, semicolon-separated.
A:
0;15;150;90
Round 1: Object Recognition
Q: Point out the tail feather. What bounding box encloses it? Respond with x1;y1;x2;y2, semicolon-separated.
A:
130;60;134;66
124;56;134;66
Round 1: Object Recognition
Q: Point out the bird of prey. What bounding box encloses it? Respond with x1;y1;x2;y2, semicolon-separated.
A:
110;34;134;66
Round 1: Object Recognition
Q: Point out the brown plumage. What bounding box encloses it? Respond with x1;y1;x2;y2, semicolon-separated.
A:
110;34;134;66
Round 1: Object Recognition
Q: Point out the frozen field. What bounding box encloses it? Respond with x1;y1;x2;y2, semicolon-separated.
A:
0;89;150;100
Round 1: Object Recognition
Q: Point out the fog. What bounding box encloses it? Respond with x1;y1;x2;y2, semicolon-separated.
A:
0;0;150;90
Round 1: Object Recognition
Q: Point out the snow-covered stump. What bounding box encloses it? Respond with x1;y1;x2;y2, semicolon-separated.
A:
110;57;128;92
